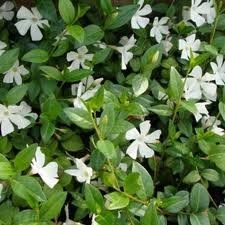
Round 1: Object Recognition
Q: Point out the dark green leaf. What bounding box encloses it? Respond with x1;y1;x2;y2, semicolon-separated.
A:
22;49;49;63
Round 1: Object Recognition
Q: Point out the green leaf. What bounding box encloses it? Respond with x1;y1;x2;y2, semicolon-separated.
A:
190;183;209;213
84;184;104;214
88;86;104;110
183;170;201;184
161;191;189;213
141;202;159;225
219;102;225;122
208;145;225;171
97;140;116;160
14;209;40;225
6;84;28;105
0;162;15;180
100;0;113;14
11;176;46;208
41;122;55;143
105;192;129;210
216;206;225;223
190;213;210;225
132;75;149;97
132;161;154;199
106;5;138;30
83;25;104;45
0;48;19;73
40;66;62;81
64;107;93;129
93;48;111;64
124;173;140;195
61;134;84;152
168;67;183;101
22;49;49;63
58;0;75;24
181;100;197;114
40;192;67;220
201;169;219;182
64;69;93;82
14;144;37;171
149;104;173;117
67;25;85;43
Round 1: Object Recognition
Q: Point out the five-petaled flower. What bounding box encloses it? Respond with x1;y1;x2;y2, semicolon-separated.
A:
150;17;170;43
67;46;94;71
131;0;152;29
179;34;201;60
3;60;29;85
0;101;37;136
110;35;136;70
0;1;14;21
183;65;217;102
125;120;161;159
206;55;225;85
31;147;59;189
15;6;49;41
65;158;93;184
193;102;210;122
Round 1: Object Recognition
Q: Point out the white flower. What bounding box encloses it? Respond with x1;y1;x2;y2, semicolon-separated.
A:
131;0;152;29
0;183;3;200
67;46;94;71
207;55;225;85
0;41;7;56
110;35;136;70
183;66;217;101
179;34;201;60
15;6;49;41
201;116;224;136
0;1;14;21
71;76;103;109
0;101;37;136
31;147;59;189
150;17;170;43
3;60;29;85
161;36;173;55
204;0;216;24
125;120;161;159
65;158;93;184
193;102;210;122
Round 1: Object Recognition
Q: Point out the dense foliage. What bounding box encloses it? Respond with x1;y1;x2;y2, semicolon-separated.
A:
1;0;225;224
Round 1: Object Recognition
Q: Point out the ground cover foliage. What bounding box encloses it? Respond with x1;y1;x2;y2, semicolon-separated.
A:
1;0;225;224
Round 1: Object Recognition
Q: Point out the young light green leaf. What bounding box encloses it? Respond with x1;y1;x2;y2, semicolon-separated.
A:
58;0;75;24
141;202;159;225
97;140;116;160
40;66;62;81
67;25;85;43
0;162;15;180
132;75;149;97
105;192;129;210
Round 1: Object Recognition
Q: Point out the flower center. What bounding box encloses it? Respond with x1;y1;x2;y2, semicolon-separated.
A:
12;67;18;73
3;110;10;117
32;17;38;22
137;135;145;143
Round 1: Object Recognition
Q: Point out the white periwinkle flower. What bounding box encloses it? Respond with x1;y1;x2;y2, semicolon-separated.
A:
91;214;100;225
0;41;7;56
150;17;170;43
31;147;59;189
131;0;152;29
184;65;217;101
201;116;224;136
63;205;84;225
207;55;225;85
179;34;201;60
15;6;49;41
186;0;216;27
67;46;94;71
3;60;29;85
71;76;103;109
0;1;14;21
193;102;210;122
111;35;136;70
125;120;161;159
65;158;93;184
0;101;37;136
161;36;173;55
